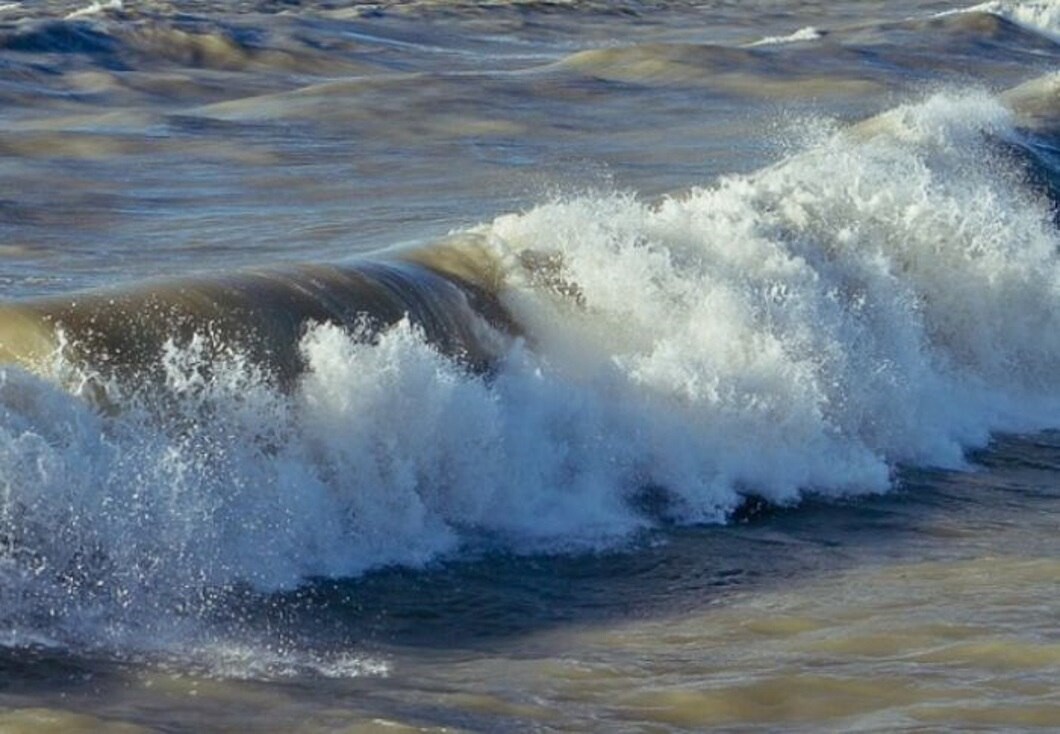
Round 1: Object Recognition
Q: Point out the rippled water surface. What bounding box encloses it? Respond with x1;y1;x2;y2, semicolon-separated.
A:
3;0;1054;295
0;0;1059;730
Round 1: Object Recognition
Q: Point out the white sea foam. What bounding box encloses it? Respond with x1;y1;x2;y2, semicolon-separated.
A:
0;88;1057;652
64;0;122;20
748;26;823;47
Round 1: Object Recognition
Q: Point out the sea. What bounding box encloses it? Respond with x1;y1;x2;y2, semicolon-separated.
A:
0;0;1058;731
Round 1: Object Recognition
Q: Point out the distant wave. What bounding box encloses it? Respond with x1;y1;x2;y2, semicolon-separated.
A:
0;13;362;75
550;11;1057;94
744;2;1060;74
944;0;1060;39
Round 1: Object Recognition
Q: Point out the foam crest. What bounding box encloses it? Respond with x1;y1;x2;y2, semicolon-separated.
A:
749;27;823;47
486;89;1059;479
64;0;121;20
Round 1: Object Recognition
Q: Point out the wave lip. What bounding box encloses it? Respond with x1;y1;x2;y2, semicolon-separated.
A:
0;241;514;391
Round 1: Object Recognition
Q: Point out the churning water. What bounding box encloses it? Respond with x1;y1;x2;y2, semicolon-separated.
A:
0;0;1059;730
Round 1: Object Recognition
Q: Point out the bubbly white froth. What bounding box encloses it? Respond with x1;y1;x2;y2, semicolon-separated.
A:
64;0;122;20
749;26;823;46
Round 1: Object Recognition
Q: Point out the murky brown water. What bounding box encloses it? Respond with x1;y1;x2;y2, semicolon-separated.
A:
1;0;1059;730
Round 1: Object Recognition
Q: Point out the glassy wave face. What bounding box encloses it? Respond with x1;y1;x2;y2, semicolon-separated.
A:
0;0;1057;662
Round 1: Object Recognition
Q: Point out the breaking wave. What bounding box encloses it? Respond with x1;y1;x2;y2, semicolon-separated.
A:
0;81;1058;652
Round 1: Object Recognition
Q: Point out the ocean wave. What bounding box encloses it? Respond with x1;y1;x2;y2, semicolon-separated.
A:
552;12;1059;92
0;14;367;75
947;0;1060;40
0;247;513;390
0;79;1057;649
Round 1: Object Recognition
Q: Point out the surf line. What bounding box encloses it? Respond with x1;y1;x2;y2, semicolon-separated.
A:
0;238;519;396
